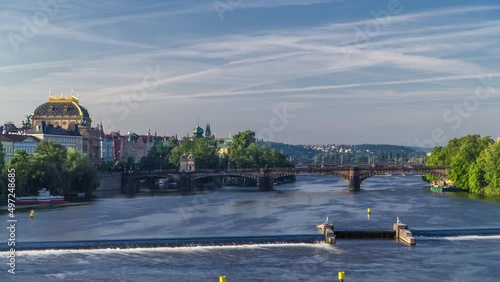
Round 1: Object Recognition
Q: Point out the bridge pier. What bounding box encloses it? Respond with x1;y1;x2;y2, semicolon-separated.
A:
347;167;361;192
258;175;273;191
178;173;193;193
124;178;140;195
258;168;273;191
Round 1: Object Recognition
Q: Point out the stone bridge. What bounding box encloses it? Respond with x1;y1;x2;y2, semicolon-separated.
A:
121;165;449;193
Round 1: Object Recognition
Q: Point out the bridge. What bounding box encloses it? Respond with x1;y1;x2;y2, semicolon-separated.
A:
121;164;449;193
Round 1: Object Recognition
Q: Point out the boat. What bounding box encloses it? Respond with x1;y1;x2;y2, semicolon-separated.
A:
430;181;462;193
16;188;69;205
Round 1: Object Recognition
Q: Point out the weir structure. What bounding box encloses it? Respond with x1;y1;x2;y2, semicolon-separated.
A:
121;164;449;193
315;217;416;245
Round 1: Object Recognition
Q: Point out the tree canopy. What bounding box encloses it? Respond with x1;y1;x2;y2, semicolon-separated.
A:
5;140;99;197
426;134;499;196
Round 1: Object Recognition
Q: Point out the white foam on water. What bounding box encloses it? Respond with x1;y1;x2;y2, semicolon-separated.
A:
443;235;500;241
4;242;338;257
417;235;500;241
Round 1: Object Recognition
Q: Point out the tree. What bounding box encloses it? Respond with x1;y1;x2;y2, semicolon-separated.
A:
467;161;485;193
7;150;32;196
66;148;99;195
6;141;100;197
231;130;256;151
476;141;500;195
229;131;293;169
168;137;220;169
448;135;491;189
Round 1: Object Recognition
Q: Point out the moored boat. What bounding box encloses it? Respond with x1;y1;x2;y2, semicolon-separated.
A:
16;188;68;205
430;181;462;192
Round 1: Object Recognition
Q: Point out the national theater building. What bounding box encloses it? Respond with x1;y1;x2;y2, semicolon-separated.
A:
28;93;102;164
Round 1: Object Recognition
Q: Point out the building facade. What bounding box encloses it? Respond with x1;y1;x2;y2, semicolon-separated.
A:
0;134;40;163
27;122;83;153
29;93;101;163
0;136;14;163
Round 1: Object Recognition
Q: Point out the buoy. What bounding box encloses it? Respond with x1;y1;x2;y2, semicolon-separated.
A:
219;276;226;282
367;208;371;214
30;210;34;219
338;271;345;281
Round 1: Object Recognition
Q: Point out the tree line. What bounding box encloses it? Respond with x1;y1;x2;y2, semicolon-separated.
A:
1;141;99;197
426;134;500;196
99;130;293;172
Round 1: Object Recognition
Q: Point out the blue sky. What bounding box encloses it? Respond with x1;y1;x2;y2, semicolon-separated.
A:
1;0;499;146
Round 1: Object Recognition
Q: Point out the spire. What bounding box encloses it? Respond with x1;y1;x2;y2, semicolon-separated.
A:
205;123;211;138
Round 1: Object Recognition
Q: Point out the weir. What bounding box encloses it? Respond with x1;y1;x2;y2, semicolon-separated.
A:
316;217;416;245
6;227;500;252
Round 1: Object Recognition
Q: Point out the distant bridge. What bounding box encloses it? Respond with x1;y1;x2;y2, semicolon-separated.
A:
121;164;449;193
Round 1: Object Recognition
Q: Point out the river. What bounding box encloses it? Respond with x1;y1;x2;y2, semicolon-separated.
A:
1;175;500;281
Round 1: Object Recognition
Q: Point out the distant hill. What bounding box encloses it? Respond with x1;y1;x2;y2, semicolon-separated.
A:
256;141;428;164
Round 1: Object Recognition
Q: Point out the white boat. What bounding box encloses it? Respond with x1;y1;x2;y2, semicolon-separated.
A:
17;188;67;205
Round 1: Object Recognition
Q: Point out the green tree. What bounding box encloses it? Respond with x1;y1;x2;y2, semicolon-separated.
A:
448;135;492;189
229;131;293;169
27;141;69;195
6;141;100;197
169;137;220;169
231;130;256;151
476;141;500;195
467;161;485;193
66;148;100;195
7;150;32;196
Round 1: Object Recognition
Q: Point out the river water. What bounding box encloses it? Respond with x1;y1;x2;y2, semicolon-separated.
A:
1;175;500;281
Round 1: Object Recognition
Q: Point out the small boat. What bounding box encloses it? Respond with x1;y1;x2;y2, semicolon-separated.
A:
16;188;68;205
430;181;462;192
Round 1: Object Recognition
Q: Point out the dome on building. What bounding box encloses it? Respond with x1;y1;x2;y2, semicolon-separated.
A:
32;95;91;122
192;125;204;138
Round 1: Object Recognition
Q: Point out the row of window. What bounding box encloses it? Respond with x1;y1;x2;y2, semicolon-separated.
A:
47;137;82;145
0;146;35;154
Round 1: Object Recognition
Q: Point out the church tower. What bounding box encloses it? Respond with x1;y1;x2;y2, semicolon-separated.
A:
205;123;211;138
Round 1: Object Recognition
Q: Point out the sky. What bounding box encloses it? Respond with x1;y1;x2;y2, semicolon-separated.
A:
1;0;499;146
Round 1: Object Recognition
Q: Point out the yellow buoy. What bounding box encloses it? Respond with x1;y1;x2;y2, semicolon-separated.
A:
367;208;371;214
338;271;345;281
219;275;226;282
30;210;35;219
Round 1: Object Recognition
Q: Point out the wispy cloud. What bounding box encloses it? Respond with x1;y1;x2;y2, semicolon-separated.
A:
1;1;499;143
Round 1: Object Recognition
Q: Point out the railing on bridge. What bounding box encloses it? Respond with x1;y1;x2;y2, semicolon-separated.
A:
125;164;450;175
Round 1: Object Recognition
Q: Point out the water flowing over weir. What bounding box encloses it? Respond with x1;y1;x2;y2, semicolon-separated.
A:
3;235;324;251
4;228;500;252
